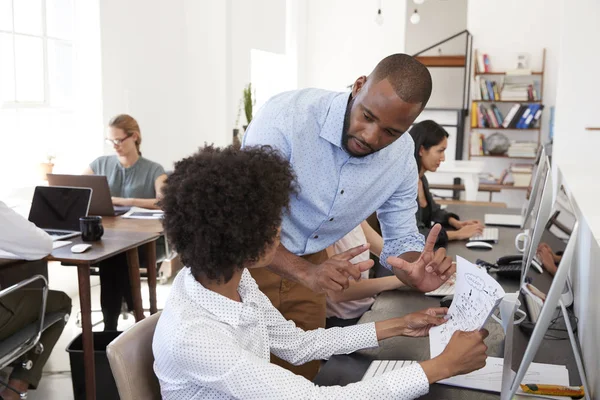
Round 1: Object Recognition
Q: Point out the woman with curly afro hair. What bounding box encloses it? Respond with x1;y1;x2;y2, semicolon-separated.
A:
152;144;490;400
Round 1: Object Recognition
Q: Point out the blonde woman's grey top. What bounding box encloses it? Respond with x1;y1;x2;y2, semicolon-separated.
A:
90;155;166;199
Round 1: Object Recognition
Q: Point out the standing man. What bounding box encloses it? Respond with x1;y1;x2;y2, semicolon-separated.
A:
242;54;454;379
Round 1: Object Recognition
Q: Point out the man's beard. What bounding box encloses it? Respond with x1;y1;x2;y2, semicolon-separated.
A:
341;96;374;158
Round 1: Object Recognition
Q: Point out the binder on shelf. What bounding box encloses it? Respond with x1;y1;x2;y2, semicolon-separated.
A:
516;105;534;129
523;104;541;128
530;105;545;128
502;104;522;128
508;105;528;129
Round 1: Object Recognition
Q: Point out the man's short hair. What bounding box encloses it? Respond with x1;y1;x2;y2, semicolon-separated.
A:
161;145;296;283
370;54;432;108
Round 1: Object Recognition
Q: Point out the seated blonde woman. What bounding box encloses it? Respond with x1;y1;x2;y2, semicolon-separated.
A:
84;114;167;330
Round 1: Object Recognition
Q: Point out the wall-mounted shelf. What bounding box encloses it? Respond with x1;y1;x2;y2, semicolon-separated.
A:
415;55;466;68
474;100;542;104
475;71;543;76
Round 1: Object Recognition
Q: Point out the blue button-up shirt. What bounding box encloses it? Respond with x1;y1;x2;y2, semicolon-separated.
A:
242;88;424;269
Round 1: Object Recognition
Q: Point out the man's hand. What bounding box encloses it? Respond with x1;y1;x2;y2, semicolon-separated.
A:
387;224;455;292
306;244;374;294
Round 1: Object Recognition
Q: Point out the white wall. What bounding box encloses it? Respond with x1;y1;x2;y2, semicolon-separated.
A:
99;0;291;170
553;0;600;395
405;0;467;109
231;0;287;127
303;0;407;90
467;0;561;207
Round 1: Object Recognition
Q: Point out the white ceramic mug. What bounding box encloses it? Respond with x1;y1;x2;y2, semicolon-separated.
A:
491;308;527;326
515;230;530;253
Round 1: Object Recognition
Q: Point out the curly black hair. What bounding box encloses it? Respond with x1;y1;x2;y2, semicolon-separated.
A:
161;145;296;283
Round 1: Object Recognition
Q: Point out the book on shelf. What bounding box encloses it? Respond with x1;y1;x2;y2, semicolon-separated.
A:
510;164;534;187
474;103;543;129
508;141;538;158
477;53;491;73
470;132;485;156
500;81;540;101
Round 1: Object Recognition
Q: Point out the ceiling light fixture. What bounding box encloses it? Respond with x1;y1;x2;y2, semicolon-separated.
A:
375;0;384;25
410;9;420;24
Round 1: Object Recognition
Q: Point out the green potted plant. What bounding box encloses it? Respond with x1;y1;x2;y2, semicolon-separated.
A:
233;98;242;148
40;153;55;181
243;83;256;130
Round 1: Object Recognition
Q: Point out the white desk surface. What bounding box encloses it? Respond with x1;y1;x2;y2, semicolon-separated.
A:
432;160;485;174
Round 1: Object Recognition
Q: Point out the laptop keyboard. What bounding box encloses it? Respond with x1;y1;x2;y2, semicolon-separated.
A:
469;228;499;242
425;273;456;296
363;360;418;380
46;230;68;237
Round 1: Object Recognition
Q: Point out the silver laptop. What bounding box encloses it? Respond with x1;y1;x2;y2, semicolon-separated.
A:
47;174;129;216
28;186;92;241
484;213;523;227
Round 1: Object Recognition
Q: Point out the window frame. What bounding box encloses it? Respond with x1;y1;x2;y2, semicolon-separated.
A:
0;0;74;109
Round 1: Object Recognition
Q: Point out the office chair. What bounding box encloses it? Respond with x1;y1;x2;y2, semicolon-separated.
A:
0;275;70;399
106;312;162;400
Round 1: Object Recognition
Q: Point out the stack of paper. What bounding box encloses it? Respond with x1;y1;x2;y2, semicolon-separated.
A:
122;207;164;220
439;356;569;399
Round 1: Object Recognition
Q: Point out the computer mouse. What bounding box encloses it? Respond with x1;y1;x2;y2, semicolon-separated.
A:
465;241;493;250
440;295;454;308
71;244;92;253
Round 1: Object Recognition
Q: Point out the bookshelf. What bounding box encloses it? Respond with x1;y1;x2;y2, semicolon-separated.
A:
468;49;546;188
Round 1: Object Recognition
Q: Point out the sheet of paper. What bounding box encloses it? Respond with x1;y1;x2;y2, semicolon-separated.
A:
52;240;72;249
439;356;569;399
429;256;505;358
122;207;164;220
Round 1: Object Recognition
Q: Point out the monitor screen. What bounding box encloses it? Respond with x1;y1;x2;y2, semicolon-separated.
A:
28;186;91;231
521;147;548;230
520;156;552;286
508;183;579;396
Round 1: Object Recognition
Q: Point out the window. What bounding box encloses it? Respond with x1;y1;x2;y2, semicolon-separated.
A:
0;0;74;107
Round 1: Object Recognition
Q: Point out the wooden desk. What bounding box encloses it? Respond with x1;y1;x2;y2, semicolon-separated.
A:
50;229;159;400
315;205;580;398
101;216;163;233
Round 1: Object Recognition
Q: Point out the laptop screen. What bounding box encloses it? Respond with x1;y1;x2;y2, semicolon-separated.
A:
28;186;91;231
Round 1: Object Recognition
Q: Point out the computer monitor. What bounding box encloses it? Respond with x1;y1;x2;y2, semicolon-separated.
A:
507;186;583;398
519;156;553;287
521;147;548;230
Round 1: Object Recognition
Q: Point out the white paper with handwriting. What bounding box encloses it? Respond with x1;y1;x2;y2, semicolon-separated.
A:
429;256;505;358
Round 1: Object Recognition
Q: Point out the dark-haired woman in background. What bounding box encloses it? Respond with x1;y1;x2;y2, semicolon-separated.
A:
409;120;483;248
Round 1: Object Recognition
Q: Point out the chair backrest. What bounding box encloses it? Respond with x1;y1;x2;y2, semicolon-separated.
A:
106;312;162;400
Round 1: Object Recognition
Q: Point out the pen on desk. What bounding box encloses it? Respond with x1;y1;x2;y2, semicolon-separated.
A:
519;383;584;399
